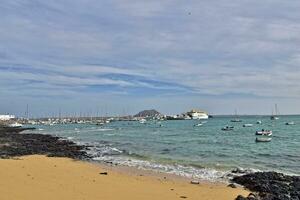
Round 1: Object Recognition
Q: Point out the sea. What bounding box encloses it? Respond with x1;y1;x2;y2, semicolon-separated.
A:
29;115;300;182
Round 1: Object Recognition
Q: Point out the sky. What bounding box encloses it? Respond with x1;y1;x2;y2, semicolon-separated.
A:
1;0;300;117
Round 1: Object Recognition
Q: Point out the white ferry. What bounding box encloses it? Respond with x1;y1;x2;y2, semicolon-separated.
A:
186;109;209;120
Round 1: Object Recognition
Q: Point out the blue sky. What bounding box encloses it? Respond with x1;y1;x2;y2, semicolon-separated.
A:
1;0;300;116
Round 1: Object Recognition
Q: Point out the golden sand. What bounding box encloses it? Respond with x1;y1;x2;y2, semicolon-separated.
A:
0;155;249;200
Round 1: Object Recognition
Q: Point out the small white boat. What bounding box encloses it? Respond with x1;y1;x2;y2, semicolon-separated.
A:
285;122;295;125
139;119;146;124
243;124;253;127
256;137;272;142
231;119;242;122
222;126;234;131
194;123;203;127
8;122;23;128
270;116;279;120
256;130;272;136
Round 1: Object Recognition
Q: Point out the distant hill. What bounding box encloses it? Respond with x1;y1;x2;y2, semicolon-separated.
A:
134;109;162;118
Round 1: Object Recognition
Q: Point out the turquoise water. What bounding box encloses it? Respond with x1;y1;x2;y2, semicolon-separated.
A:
30;115;300;181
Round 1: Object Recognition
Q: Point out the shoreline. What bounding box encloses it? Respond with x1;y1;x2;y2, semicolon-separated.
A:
0;155;250;200
0;131;299;200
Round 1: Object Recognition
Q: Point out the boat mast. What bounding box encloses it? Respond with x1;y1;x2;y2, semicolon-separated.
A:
275;104;278;116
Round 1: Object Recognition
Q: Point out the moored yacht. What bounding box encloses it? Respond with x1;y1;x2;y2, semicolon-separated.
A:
256;129;272;136
270;104;280;120
243;124;253;127
285;121;295;125
231;109;242;122
8;122;23;128
139;119;146;124
222;125;234;131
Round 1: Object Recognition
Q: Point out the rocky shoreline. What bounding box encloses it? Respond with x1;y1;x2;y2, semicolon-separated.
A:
0;131;299;200
232;172;300;200
0;131;90;159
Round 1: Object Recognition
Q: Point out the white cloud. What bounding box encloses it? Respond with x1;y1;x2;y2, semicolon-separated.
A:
1;0;300;114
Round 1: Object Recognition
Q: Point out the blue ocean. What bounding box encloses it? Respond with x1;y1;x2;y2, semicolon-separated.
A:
30;116;300;182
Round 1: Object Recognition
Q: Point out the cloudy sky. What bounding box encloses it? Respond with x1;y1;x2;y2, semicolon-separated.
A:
1;0;300;117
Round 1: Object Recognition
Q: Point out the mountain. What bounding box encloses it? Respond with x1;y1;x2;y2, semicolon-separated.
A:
134;109;162;118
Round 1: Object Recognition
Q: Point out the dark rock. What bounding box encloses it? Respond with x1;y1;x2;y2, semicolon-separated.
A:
236;195;248;200
190;180;200;185
247;193;258;200
99;172;108;175
233;172;300;200
235;193;260;200
228;183;237;188
180;196;187;199
0;132;89;160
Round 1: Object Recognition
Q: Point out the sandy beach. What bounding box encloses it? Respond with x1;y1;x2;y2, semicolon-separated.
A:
0;155;249;200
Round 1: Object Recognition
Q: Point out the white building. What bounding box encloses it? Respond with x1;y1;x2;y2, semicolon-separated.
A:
0;115;15;121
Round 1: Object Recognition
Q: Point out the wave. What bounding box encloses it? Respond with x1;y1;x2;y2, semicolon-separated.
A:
85;144;242;182
65;139;261;182
97;128;115;131
45;136;264;182
92;155;230;182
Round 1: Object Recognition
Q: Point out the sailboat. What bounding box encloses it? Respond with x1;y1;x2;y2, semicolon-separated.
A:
270;104;279;120
231;109;242;122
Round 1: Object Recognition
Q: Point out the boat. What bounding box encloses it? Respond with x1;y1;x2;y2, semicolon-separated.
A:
256;137;272;142
270;104;279;120
194;123;203;127
8;122;23;128
186;109;209;119
222;126;234;131
166;116;185;120
256;129;272;136
231;119;242;122
231;109;242;122
285;121;295;125
270;116;279;120
139;119;146;124
243;124;253;127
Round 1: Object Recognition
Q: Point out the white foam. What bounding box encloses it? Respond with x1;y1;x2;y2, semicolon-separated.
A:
97;128;115;131
92;155;229;182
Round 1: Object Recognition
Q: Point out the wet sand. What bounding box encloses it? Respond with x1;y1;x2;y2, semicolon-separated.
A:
0;155;249;200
